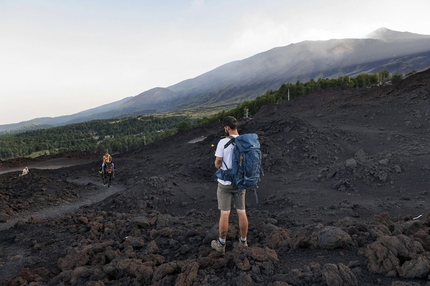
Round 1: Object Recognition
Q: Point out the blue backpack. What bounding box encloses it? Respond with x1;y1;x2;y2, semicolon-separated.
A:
215;133;263;203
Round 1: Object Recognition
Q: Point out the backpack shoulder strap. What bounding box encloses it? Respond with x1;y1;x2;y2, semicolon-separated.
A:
221;136;235;170
223;135;236;149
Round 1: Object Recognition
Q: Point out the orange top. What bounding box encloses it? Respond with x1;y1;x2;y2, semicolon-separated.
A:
103;153;112;163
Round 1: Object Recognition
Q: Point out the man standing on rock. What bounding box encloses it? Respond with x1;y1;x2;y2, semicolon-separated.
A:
212;116;248;254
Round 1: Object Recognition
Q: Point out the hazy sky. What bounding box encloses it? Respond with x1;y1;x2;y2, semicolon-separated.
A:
1;0;429;125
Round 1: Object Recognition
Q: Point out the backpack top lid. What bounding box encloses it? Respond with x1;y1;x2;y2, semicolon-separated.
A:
234;133;260;150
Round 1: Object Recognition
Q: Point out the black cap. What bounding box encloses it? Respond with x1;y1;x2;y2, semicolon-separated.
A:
223;116;238;129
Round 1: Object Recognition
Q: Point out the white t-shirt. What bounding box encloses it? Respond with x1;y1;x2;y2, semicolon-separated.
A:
215;135;238;185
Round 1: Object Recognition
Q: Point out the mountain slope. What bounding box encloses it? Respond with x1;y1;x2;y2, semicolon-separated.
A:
0;97;132;133
165;29;430;111
366;27;430;40
1;28;429;133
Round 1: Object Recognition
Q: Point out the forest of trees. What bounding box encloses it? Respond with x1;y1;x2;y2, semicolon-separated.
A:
0;115;195;159
0;70;405;160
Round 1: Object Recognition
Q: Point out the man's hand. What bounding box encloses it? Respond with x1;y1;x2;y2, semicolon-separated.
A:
214;156;223;169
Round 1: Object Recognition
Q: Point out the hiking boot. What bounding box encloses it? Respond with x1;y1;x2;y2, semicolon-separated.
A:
211;239;226;254
238;239;248;248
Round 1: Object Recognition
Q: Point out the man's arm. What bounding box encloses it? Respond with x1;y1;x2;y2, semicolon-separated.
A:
214;156;223;169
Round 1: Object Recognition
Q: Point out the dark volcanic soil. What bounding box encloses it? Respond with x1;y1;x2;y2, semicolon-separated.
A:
1;69;430;286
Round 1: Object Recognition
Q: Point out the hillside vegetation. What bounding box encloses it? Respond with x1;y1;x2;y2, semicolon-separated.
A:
0;115;194;160
0;71;405;160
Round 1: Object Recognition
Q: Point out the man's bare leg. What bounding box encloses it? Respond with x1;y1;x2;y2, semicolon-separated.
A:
219;210;230;239
236;209;248;240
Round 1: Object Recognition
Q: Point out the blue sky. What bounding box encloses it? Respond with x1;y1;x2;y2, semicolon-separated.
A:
1;0;430;125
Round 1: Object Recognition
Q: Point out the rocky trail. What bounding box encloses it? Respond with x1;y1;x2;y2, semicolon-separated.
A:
0;171;125;231
1;69;430;285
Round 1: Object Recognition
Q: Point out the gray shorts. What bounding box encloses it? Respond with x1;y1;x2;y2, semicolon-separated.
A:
217;183;246;211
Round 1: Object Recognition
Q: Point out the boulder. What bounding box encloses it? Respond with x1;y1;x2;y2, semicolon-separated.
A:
322;263;358;286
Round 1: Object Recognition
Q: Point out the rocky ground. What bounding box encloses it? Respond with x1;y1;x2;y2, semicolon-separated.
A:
0;69;430;285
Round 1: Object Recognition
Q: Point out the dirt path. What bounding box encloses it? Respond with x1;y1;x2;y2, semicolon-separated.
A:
0;168;126;232
0;158;94;175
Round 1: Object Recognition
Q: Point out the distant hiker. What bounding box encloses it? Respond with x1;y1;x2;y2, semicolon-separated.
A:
19;166;29;176
211;116;248;254
101;152;114;176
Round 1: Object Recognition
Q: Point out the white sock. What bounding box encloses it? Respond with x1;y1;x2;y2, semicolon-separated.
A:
240;237;247;242
219;238;226;245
